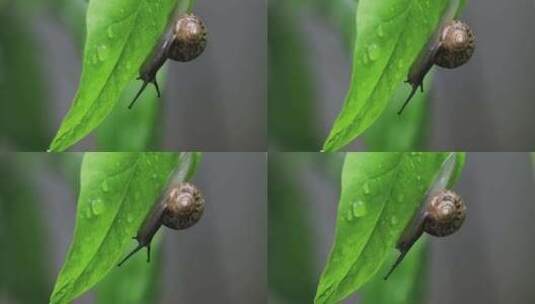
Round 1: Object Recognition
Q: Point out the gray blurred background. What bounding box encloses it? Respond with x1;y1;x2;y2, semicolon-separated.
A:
299;1;535;150
27;0;266;151
0;152;266;303
269;153;535;304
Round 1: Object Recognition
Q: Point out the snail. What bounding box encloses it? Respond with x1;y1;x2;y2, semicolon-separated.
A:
398;12;474;114
128;13;208;109
384;154;466;279
117;182;205;266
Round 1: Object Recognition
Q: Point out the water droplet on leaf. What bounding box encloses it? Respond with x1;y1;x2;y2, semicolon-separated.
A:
377;25;385;37
352;200;367;217
362;53;369;65
102;181;110;192
363;182;371;194
346;210;353;222
91;199;105;215
368;44;380;61
97;44;110;61
107;26;115;38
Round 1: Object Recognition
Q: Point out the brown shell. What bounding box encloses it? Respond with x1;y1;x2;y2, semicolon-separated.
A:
435;20;475;69
424;190;465;237
167;14;207;62
162;182;205;230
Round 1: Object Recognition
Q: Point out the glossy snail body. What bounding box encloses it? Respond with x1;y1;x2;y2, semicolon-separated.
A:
384;189;466;279
398;19;475;115
117;182;205;266
128;13;208;109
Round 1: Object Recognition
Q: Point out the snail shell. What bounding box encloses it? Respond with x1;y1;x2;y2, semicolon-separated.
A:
117;182;204;266
424;189;466;237
434;20;475;69
167;14;208;62
162;182;205;230
128;13;208;109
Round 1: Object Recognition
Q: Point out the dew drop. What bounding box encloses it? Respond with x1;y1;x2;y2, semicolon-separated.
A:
97;44;110;61
368;44;380;61
352;200;367;217
85;207;92;219
363;182;371;195
416;175;422;181
390;216;398;225
397;60;404;71
346;209;353;222
101;181;110;192
91;52;99;65
91;199;105;215
107;26;115;38
151;173;158;180
127;214;134;223
377;25;385;38
362;53;369;65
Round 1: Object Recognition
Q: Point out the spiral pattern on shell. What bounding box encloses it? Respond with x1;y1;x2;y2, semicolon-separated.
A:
167;14;207;62
162;182;205;230
424;190;465;237
435;20;475;69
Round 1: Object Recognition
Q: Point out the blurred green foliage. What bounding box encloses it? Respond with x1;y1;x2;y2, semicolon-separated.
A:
0;9;50;150
268;153;316;302
0;155;51;303
269;1;320;150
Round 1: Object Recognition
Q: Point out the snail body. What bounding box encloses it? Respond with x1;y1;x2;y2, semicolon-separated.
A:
398;19;475;114
128;13;208;109
117;182;205;266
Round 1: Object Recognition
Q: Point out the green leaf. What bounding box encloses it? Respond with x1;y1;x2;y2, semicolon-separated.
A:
95;235;163;304
48;0;194;151
314;152;465;304
95;69;166;151
361;238;428;304
0;10;50;150
363;73;433;151
268;154;316;302
49;152;201;303
0;157;50;303
322;0;465;151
